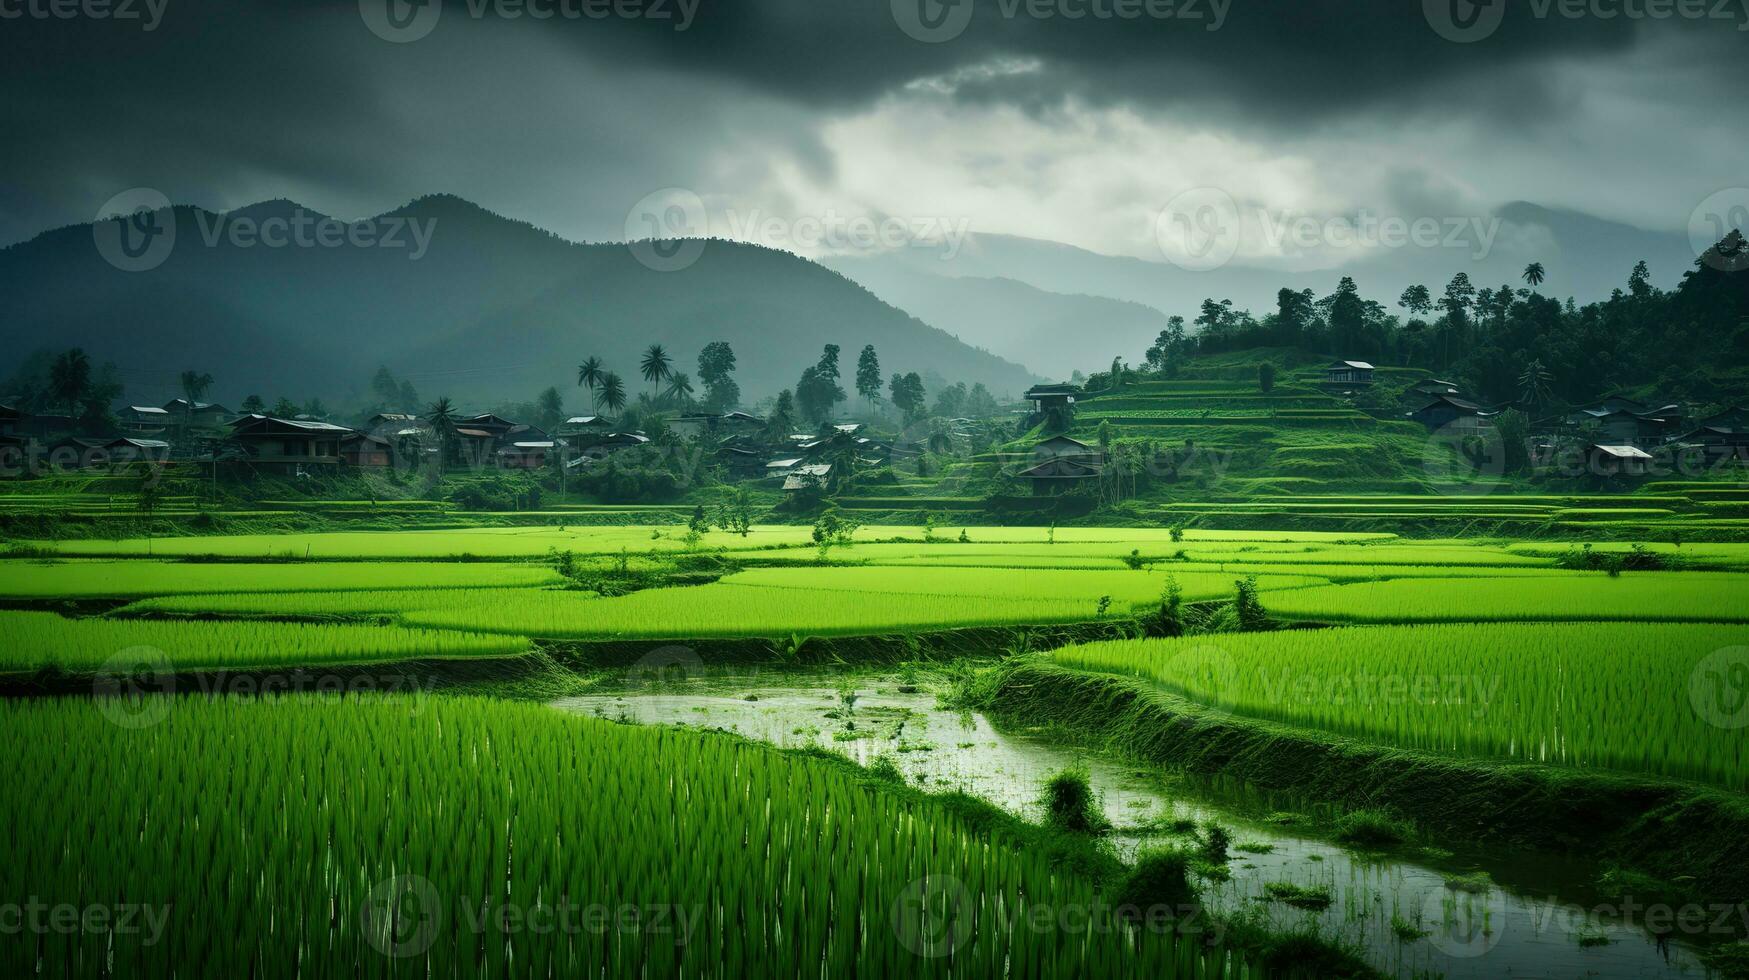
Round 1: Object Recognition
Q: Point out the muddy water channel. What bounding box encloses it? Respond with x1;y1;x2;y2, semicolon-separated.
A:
554;671;1722;980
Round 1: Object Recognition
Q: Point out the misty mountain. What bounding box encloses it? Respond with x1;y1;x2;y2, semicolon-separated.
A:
0;195;1038;411
814;260;1172;376
828;204;1699;369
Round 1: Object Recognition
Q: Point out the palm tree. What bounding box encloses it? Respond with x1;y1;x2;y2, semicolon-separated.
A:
1518;359;1554;409
1522;262;1546;288
576;356;604;413
426;397;457;465
639;344;672;399
179;370;214;430
598;373;628;414
664;372;695;406
48;349;92;418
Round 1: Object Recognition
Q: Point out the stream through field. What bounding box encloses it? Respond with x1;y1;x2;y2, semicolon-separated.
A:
553;671;1725;980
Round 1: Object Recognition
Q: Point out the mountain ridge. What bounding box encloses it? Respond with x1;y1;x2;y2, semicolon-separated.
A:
0;195;1040;409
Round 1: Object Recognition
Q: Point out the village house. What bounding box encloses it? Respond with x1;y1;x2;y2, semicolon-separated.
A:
120;406;171;434
1671;405;1749;462
496;441;555;470
365;412;420;430
665;413;719;441
43;436;109;469
227;415;353;473
20;413;72;437
717;411;765;436
1566;397;1684;446
0;404;22;437
162;399;233;427
454;413;518;438
450;426;497;465
1325;360;1375;386
338;432;392;468
1015;435;1104;495
716;444;767;477
1406;378;1463;399
1588;443;1654;477
566;432;649;470
1024;383;1079;414
1407;394;1498;433
556;416;618;452
104;437;171;466
781;462;833;492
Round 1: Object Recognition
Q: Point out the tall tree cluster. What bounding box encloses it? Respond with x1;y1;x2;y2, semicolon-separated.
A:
1153;233;1749;406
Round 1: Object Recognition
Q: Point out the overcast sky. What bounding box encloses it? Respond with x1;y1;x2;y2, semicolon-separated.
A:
3;0;1745;268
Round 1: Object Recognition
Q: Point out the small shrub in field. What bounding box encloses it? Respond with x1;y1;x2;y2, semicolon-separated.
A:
1262;882;1333;911
1334;809;1411;849
865;755;904;784
1233;575;1268;631
1041;769;1109;834
1114;848;1196;915
1201;823;1232;862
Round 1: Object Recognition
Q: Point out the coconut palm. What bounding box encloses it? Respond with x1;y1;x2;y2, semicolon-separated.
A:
1518;359;1554;408
1522;262;1546;288
426;396;457;465
48;349;92;418
664;372;695;406
576;356;604;413
179;370;214;429
598;373;628;414
640;344;672;398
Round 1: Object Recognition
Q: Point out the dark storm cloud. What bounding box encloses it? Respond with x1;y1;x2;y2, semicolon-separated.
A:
0;0;1743;246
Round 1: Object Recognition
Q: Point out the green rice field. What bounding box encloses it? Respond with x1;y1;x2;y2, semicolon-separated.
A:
0;560;564;597
0;612;530;674
1261;572;1749;624
1050;623;1749;789
0;696;1251;979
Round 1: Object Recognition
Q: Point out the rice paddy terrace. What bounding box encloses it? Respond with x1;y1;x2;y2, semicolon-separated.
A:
4;521;1749;978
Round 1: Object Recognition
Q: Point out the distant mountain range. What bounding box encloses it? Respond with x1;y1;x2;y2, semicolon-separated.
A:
0;195;1038;410
2;193;1704;405
826;203;1700;374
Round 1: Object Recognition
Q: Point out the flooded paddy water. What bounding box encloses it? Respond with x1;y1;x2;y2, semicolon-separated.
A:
554;669;1730;979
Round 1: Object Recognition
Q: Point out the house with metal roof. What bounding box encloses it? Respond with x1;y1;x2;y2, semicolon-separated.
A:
162;399;233;426
1325;360;1375;385
120;405;171;434
1015;435;1104;495
781;463;833;492
228;415;355;473
1407;394;1499;432
1024;383;1079;412
1588;443;1654;477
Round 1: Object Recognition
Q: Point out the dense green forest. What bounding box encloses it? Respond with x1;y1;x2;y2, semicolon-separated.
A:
1147;232;1749;407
